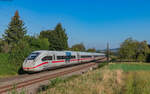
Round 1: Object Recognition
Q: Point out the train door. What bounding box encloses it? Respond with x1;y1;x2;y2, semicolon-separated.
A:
41;52;51;70
65;52;71;64
77;53;80;63
53;52;66;67
53;54;55;61
49;53;56;67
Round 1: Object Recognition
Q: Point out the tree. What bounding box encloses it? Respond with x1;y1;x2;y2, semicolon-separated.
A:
0;40;9;53
119;38;137;61
30;37;50;50
119;38;150;62
136;41;150;62
51;23;68;50
39;30;52;39
40;23;68;50
87;48;96;52
71;43;85;51
3;10;26;45
9;39;31;66
137;53;145;62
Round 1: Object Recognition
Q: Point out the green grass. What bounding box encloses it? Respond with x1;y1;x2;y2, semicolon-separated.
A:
109;63;150;72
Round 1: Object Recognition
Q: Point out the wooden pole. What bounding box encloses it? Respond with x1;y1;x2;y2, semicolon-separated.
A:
107;42;110;62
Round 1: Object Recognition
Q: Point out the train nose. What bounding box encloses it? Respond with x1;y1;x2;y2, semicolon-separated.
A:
23;60;35;71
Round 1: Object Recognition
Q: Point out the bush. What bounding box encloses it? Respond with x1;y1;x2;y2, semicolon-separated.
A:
98;62;108;68
0;53;18;77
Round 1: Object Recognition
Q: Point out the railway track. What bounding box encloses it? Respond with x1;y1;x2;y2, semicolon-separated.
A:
0;58;106;93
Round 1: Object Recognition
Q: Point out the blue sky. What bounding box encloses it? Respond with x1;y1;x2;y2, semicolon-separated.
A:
0;0;150;49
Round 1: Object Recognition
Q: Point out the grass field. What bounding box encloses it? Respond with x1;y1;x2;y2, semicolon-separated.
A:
38;63;150;94
109;63;150;71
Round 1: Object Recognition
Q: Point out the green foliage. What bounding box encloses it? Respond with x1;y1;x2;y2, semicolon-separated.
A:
137;53;145;62
9;39;31;66
0;53;18;77
0;39;10;53
87;48;96;52
98;62;108;68
50;78;64;88
119;37;150;62
38;75;80;93
71;43;86;51
40;23;68;50
119;38;137;61
54;23;68;50
29;37;50;50
3;10;26;45
39;30;52;49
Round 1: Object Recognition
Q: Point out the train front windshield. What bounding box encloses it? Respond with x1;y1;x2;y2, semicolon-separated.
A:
27;52;40;60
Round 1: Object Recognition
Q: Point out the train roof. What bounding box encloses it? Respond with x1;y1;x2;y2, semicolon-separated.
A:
32;50;105;55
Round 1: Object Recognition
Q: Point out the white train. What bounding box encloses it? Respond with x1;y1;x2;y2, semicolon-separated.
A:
23;50;105;72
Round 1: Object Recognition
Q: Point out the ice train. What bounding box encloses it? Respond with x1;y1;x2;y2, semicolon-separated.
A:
23;50;105;72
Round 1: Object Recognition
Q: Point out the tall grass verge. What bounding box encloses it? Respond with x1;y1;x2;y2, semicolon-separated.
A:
39;66;124;94
125;71;150;94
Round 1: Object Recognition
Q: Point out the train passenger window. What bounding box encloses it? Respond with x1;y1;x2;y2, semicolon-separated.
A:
71;56;76;59
42;56;52;61
65;55;75;59
57;56;65;60
57;55;76;60
94;55;99;57
81;55;92;58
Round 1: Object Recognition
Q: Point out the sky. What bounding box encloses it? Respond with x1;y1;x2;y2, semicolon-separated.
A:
0;0;150;49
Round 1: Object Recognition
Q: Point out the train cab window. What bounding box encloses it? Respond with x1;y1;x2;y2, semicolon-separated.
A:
27;52;40;60
42;56;52;61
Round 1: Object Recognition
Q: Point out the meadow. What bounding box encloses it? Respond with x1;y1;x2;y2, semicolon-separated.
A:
38;63;150;94
109;63;150;71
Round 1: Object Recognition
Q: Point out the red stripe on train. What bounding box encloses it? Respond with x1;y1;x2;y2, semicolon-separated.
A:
23;60;65;69
23;62;48;69
52;60;65;63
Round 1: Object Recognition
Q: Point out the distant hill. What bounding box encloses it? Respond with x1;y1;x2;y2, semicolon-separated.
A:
100;48;119;53
110;48;119;52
